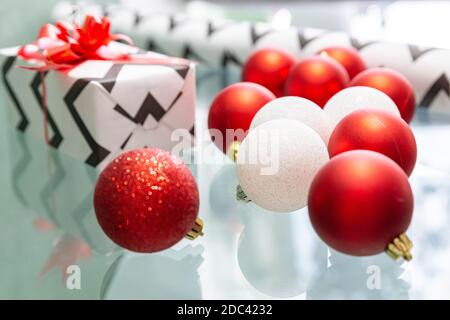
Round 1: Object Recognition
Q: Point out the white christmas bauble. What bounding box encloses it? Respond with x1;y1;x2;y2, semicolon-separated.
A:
324;86;401;127
236;119;329;213
250;96;332;144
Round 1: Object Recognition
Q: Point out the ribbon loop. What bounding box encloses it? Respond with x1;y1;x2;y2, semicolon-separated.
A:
18;15;133;70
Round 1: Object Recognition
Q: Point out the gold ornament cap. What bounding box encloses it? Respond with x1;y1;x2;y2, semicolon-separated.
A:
185;217;204;240
386;233;413;262
226;141;240;162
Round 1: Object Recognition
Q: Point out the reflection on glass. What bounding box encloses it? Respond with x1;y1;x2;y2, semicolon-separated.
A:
101;245;204;300
209;164;240;221
408;165;450;299
39;233;91;282
8;129;115;254
236;203;328;298
307;251;409;300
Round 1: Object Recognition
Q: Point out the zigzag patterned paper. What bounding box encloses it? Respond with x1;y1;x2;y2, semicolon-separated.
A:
53;2;450;115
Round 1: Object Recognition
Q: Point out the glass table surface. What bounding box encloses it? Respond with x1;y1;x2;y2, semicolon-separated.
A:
1;66;450;300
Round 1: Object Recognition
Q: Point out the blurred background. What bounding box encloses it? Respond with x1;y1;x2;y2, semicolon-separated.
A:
2;0;450;49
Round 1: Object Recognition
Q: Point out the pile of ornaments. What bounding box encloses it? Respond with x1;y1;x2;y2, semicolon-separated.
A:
208;46;417;261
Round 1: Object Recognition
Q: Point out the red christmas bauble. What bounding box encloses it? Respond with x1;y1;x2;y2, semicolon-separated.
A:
328;109;417;176
350;68;416;123
208;82;276;153
308;150;413;256
242;48;296;97
285;56;349;107
94;148;200;253
318;46;366;79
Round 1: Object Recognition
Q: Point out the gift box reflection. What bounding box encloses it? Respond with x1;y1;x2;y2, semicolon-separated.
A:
8;129;203;298
4;128;118;298
8;129;113;253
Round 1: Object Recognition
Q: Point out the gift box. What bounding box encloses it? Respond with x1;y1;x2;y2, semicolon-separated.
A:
0;21;195;169
53;2;450;116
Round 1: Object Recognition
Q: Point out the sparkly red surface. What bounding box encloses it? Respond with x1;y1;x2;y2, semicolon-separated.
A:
318;46;367;80
94;148;199;253
208;82;275;153
308;150;413;256
350;68;416;123
328;109;417;176
284;56;349;107
242;48;296;97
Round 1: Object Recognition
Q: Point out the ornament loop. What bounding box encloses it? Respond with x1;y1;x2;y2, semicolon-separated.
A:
185;217;204;240
386;233;413;262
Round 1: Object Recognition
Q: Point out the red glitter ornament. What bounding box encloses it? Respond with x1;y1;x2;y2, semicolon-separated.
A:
318;46;366;79
308;150;414;259
94;148;202;253
328;109;417;176
208;82;276;153
242;48;297;97
285;56;349;107
350;68;416;123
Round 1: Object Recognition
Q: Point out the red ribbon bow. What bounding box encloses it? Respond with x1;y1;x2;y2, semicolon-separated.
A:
18;15;133;70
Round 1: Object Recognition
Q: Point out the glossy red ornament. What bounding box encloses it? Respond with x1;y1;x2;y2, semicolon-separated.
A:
328;109;417;176
318;46;366;79
285;56;349;107
308;150;413;256
350;68;416;123
94;148;200;253
242;48;296;97
208;82;276;152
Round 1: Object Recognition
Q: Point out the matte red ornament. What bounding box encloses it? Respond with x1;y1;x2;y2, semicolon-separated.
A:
318;46;366;79
94;148;201;253
350;68;416;123
208;82;276;153
242;48;296;97
328;109;417;176
308;150;414;258
284;56;349;107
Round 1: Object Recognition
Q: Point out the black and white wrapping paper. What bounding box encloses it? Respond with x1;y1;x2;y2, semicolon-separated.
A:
53;2;450;116
0;46;195;168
